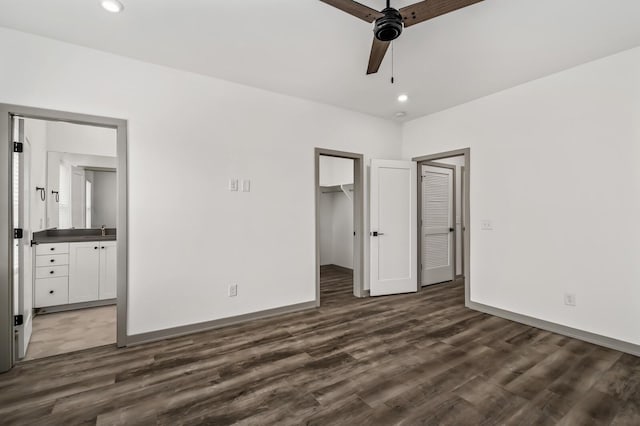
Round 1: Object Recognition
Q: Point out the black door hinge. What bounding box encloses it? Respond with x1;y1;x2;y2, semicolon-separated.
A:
14;228;23;239
14;315;23;326
13;142;23;153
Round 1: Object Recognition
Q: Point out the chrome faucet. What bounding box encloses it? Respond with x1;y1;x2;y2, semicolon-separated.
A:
101;225;106;237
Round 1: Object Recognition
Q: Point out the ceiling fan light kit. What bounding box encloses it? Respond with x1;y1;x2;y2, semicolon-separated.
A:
374;7;403;42
320;0;484;75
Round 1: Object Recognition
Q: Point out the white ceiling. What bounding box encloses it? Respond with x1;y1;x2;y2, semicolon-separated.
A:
1;0;640;121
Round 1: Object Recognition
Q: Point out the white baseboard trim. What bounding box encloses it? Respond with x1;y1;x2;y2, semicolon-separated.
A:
467;301;640;357
126;301;317;346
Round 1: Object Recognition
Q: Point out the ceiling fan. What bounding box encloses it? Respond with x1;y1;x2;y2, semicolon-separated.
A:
320;0;484;75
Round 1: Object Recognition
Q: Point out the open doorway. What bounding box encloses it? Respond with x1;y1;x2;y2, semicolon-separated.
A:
414;149;470;301
315;149;364;306
0;104;127;372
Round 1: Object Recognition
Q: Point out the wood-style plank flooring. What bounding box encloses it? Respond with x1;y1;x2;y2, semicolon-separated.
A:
25;305;116;361
1;265;639;425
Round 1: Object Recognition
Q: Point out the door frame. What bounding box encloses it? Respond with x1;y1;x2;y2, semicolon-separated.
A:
413;148;471;307
314;148;365;304
418;161;456;287
0;103;128;373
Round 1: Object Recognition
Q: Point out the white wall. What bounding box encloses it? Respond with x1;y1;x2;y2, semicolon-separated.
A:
46;121;116;157
403;47;640;345
319;156;354;186
330;192;353;269
319;193;333;266
319;191;354;269
0;28;402;335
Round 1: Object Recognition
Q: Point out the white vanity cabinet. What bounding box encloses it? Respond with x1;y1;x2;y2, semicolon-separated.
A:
34;241;117;308
99;241;117;299
34;243;70;308
68;242;101;303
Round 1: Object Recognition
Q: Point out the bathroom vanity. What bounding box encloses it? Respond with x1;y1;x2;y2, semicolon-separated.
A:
32;229;117;311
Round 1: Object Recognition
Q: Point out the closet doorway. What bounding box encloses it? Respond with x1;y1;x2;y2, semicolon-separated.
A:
315;149;364;306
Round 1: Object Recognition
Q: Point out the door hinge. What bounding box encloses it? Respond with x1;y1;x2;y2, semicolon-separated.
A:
14;315;23;326
13;142;23;153
14;228;23;239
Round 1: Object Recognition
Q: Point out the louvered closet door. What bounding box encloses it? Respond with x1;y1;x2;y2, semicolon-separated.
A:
422;164;454;286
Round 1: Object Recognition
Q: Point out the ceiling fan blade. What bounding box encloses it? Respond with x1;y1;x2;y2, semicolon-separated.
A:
367;38;390;75
320;0;383;23
400;0;484;28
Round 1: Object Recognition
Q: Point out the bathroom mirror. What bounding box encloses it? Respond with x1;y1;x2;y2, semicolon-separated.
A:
47;152;117;229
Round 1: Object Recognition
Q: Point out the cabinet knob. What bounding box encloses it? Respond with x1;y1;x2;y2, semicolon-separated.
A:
50;259;55;263
50;247;55;251
49;290;54;294
101;246;105;249
94;246;98;250
50;270;54;274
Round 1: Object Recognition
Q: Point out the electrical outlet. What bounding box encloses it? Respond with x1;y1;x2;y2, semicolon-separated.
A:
228;284;238;297
481;220;493;230
228;178;238;192
564;293;576;307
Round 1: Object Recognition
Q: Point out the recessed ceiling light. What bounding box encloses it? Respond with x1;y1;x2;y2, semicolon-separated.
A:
101;0;124;13
397;94;409;103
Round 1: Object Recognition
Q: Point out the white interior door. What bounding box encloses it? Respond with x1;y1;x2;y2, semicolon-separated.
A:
370;159;417;296
422;164;455;286
13;118;33;359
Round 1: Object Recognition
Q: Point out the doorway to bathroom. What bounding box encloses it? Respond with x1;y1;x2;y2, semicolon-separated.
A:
0;104;128;372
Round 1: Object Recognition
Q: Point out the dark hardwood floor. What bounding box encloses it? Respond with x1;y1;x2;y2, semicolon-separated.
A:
1;265;639;425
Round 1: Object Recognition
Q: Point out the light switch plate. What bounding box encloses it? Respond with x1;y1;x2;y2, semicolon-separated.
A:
228;178;238;192
481;220;493;230
229;284;238;297
564;293;576;306
241;179;251;192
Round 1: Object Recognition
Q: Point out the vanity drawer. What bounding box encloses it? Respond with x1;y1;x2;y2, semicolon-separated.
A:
35;277;69;307
36;254;69;267
36;265;69;279
36;243;69;256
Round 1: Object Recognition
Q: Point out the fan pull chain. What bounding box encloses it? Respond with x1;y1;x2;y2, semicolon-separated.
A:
391;41;395;84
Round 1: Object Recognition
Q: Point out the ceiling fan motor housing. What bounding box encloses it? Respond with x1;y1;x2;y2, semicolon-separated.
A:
374;7;403;42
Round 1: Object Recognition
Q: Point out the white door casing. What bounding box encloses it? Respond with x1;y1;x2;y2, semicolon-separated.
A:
13;118;33;359
422;164;455;286
370;159;417;296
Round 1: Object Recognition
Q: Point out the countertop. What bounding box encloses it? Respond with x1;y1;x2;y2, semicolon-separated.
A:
32;228;117;244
